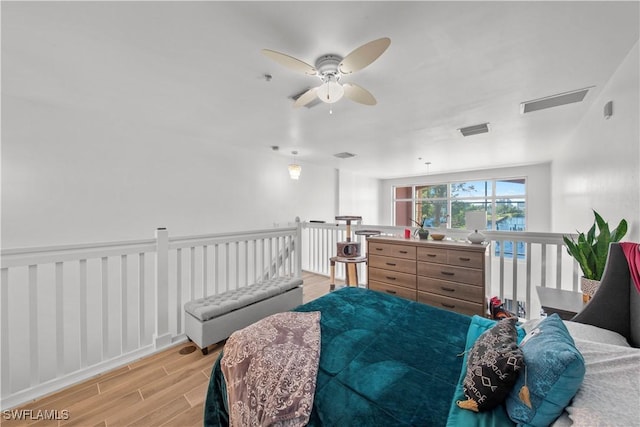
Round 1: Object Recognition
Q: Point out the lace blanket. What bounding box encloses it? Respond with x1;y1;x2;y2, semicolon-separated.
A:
221;311;321;427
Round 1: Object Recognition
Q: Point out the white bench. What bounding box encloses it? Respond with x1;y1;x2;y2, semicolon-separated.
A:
184;276;304;354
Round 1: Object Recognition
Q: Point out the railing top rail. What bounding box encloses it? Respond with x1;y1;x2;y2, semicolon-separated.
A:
169;227;297;249
1;238;156;257
302;222;574;245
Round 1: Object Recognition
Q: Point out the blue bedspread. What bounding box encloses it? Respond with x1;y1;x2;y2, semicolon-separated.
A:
204;287;473;426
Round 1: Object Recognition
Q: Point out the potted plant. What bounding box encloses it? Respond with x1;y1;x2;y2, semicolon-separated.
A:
563;210;627;301
410;218;430;239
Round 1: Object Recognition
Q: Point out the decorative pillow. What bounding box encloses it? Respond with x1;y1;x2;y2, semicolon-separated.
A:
457;317;524;412
506;314;586;427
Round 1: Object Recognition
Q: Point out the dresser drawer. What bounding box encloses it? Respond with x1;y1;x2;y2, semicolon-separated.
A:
417;277;484;303
368;254;416;274
417;262;483;286
369;281;417;301
417;247;447;264
369;267;416;289
447;250;484;269
417;292;484;316
368;242;416;260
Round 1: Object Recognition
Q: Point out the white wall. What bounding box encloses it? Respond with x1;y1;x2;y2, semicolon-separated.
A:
1;96;338;248
379;163;552;231
337;169;381;225
552;41;639;242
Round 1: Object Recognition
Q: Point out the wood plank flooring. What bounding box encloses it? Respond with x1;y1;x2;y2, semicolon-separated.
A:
2;271;336;427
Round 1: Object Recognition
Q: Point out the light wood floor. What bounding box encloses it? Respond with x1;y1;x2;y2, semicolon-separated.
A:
2;271;336;427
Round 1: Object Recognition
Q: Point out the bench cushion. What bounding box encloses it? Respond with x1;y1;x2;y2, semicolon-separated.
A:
185;276;303;322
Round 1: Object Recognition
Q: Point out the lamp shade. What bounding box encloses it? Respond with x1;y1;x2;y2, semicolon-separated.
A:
465;211;487;244
288;163;301;180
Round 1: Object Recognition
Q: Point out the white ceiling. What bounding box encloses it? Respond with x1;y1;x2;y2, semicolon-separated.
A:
3;1;639;179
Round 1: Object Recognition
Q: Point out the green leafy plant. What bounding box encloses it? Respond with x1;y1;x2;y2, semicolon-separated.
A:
563;210;628;281
410;218;426;230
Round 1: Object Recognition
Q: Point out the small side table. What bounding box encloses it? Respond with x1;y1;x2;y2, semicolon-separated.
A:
330;256;367;291
536;286;585;320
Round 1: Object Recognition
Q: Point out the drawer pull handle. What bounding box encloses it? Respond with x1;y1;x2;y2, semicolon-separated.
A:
441;287;455;292
459;257;471;261
386;276;397;281
385;290;397;295
399;250;408;254
386;262;397;266
375;248;383;251
441;303;455;309
427;254;437;258
441;271;455;276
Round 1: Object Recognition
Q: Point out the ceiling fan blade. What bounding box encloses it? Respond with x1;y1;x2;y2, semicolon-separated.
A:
293;87;319;108
262;49;317;75
343;83;377;105
339;37;391;74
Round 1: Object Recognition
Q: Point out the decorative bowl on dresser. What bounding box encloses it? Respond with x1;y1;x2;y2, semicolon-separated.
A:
367;236;489;317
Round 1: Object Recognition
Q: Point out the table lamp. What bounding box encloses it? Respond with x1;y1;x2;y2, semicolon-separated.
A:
465;211;487;244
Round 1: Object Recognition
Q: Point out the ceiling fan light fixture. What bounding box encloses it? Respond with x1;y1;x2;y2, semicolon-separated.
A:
317;76;344;104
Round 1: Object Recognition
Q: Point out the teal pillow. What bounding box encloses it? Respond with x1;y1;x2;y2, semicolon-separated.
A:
505;314;585;427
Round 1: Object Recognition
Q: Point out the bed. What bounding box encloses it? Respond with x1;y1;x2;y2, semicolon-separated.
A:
204;242;640;426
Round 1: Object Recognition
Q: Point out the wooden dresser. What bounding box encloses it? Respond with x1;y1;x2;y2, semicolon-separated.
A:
367;236;489;317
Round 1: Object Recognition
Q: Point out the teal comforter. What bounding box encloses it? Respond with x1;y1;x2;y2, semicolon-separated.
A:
204;287;473;426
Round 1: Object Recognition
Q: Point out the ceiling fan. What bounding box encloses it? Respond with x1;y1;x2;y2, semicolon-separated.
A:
262;37;391;108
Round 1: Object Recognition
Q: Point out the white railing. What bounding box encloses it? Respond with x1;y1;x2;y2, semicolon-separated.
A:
301;222;580;319
0;219;577;409
0;223;301;410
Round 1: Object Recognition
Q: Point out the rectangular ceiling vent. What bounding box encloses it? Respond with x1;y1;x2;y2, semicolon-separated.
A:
290;88;322;109
334;152;356;159
520;86;593;114
458;122;490;137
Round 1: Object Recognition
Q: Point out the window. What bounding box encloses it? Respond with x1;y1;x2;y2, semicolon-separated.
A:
392;178;527;231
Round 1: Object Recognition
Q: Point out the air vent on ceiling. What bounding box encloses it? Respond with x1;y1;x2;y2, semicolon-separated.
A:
458;122;490;137
520;86;593;114
290;88;322;108
334;152;356;159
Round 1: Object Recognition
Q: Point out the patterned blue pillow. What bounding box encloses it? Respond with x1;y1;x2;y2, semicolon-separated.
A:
505;314;585;427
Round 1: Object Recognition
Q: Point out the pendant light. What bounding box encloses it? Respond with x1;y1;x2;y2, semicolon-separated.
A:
288;151;301;180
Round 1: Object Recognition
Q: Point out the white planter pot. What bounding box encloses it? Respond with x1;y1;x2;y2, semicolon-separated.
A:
580;277;601;302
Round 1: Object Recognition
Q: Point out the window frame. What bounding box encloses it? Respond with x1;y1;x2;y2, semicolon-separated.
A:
392;177;527;231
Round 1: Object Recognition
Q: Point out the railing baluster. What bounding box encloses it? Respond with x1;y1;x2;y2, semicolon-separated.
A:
101;257;109;360
498;241;505;299
526;243;532;319
29;264;39;386
214;244;219;295
1;267;10;395
512;241;518;315
555;243;563;289
55;262;64;376
190;246;196;300
541;245;548;288
176;248;182;337
138;253;145;347
120;255;128;354
202;245;208;297
235;242;240;288
244;241;249;286
225;243;230;290
79;259;88;368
